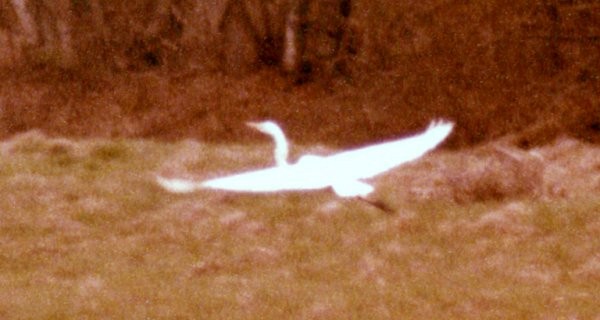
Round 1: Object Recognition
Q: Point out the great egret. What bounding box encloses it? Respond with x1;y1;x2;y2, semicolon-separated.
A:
157;120;454;201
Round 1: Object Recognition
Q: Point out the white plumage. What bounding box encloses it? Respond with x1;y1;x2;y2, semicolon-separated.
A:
157;120;454;197
246;120;289;167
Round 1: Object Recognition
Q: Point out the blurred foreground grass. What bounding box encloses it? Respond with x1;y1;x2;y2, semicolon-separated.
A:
0;131;599;319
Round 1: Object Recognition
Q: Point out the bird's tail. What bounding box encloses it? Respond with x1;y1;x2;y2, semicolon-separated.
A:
155;176;204;193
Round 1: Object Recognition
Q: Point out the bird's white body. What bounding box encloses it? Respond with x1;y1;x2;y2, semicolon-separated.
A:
157;120;453;197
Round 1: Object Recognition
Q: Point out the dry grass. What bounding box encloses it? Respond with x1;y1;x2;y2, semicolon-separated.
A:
375;135;600;204
0;131;598;319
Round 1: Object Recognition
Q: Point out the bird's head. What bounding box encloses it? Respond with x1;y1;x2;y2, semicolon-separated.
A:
246;120;283;136
246;120;290;166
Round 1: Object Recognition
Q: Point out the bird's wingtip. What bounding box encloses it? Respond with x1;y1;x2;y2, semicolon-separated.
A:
424;119;454;142
428;119;454;129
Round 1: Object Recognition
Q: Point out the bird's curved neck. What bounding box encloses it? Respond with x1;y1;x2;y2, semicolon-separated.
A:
271;129;289;166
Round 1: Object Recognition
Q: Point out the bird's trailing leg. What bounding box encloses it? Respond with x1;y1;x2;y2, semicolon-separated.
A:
356;197;394;213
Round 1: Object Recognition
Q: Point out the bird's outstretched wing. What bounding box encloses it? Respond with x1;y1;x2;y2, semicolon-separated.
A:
201;164;330;192
156;165;332;194
318;119;453;180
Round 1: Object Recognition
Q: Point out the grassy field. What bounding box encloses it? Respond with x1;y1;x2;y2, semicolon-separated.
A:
0;131;599;319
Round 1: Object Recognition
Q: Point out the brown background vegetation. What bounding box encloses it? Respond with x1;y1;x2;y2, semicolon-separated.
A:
0;0;598;147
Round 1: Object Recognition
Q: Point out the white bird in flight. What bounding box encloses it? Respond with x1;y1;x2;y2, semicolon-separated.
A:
156;119;454;202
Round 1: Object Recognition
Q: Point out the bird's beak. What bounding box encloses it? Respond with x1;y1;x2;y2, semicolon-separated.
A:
246;121;261;130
